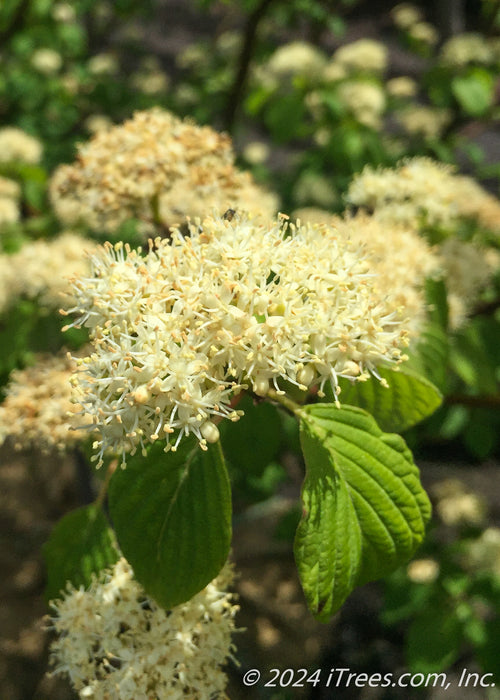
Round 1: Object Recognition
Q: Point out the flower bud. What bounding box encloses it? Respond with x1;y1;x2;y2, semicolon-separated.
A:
200;421;220;444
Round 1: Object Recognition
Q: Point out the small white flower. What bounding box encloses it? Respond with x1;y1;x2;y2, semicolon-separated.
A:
48;558;239;700
67;213;410;465
31;48;62;74
0;127;42;164
440;33;494;67
0;353;92;453
333;39;388;74
50;108;278;235
265;41;327;80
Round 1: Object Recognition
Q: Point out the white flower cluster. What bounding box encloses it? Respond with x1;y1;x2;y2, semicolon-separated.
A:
176;43;207;70
31;48;63;75
242;141;269;165
0;127;42;164
0;176;21;200
265;41;327;81
84;114;112;134
391;3;423;30
52;2;76;23
440;33;495;68
337;80;386;129
396;105;451;141
0;175;21;227
406;558;440;584
293;172;338;208
87;52;118;76
332;213;439;332
347;157;500;233
432;479;487;528
386;76;418;98
216;31;242;57
439;238;500;328
451;175;500;233
333;39;388;75
67;213;409;466
48;558;239;700
293;209;439;333
0;353;91;453
50;108;278;234
463;528;500;578
0;233;97;315
408;21;439;47
131;57;170;96
347;160;500;325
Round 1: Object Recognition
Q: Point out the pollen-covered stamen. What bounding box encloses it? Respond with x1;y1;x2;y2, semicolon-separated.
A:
47;558;239;698
67;213;413;463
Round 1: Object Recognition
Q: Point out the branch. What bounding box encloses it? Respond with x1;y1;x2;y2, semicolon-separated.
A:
0;0;31;45
445;393;500;409
222;0;277;132
434;0;465;40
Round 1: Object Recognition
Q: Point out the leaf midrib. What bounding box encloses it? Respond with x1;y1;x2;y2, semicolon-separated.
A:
156;445;199;562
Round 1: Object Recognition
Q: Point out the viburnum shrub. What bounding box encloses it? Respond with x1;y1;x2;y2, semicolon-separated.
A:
38;205;444;696
1;99;499;696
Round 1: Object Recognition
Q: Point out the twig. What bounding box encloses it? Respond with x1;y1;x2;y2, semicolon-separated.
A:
445;394;500;409
95;458;118;509
267;388;304;416
470;297;500;318
223;0;276;132
0;0;31;45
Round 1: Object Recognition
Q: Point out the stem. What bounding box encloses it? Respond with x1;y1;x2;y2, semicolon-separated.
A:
148;192;172;239
214;437;226;466
73;447;96;505
434;0;465;40
222;0;276;132
470;297;500;317
151;192;161;226
95;458;118;509
445;394;500;409
267;388;304;416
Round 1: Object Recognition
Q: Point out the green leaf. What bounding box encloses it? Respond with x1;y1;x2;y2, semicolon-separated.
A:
264;93;307;142
109;437;231;610
462;408;500;459
320;90;343;117
295;404;431;621
476;616;500;681
342;126;364;166
406;323;449;391
221;397;285;502
381;567;434;625
407;603;463;673
425;277;449;330
336;366;442;433
43;504;119;602
220;396;281;473
450;317;500;394
451;69;494;117
244;86;273;115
